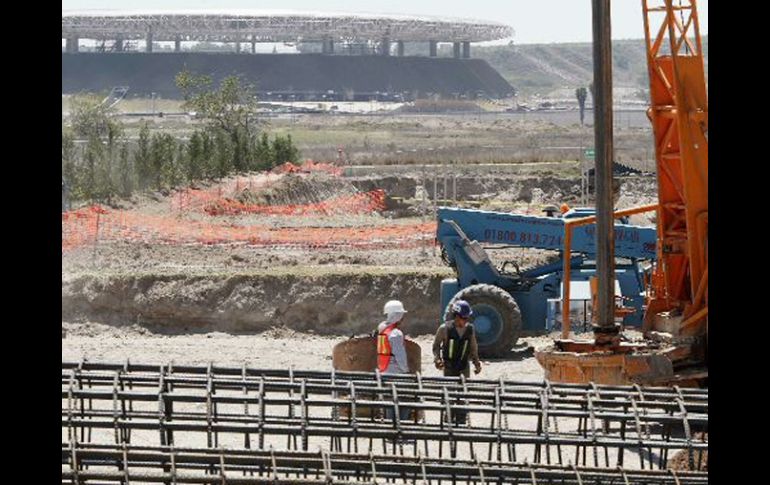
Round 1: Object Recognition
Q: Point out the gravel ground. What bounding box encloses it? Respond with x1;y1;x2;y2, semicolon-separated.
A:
61;323;552;382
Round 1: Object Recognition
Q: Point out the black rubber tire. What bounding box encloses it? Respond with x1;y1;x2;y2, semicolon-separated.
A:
443;284;522;358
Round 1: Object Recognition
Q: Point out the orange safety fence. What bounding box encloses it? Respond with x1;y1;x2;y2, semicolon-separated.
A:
171;166;352;215
62;205;436;252
203;190;386;216
272;160;343;177
172;184;385;216
171;173;281;213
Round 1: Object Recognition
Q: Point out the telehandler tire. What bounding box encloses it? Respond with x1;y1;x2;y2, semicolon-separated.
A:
443;284;522;358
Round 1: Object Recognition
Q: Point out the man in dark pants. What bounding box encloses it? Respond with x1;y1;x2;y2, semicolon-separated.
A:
432;300;482;425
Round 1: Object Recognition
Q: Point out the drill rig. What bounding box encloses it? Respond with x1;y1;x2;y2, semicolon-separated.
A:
536;0;708;386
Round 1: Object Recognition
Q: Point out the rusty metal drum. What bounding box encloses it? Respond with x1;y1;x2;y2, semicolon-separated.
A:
332;336;422;419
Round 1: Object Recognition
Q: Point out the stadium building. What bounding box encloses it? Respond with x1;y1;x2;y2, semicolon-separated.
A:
62;10;515;100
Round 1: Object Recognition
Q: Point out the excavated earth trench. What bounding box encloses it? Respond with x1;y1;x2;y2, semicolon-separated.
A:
62;270;447;336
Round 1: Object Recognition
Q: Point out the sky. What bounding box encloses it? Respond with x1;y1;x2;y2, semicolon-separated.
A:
61;1;708;45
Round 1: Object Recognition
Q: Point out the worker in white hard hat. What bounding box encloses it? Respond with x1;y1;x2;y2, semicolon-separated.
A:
377;300;409;375
376;300;412;422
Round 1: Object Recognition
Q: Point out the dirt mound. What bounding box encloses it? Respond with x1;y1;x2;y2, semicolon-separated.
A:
238;173;359;207
62;271;446;336
668;433;708;471
350;175;583;204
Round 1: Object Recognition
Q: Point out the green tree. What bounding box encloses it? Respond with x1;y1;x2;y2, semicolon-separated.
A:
575;87;588;126
200;130;215;179
176;71;260;171
81;134;102;201
69;94;122;140
213;130;233;178
186;131;205;184
62;131;77;194
118;142;133;197
66;94;126;203
253;132;274;170
272;134;300;166
149;132;177;190
134;123;152;189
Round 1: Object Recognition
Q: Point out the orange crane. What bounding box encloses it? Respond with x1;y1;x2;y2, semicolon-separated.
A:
537;0;707;386
642;0;708;361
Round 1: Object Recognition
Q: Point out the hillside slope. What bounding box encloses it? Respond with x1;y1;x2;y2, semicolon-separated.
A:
474;36;708;97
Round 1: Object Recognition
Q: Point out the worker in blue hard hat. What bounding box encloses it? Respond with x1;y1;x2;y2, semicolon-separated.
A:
432;299;482;425
433;300;482;378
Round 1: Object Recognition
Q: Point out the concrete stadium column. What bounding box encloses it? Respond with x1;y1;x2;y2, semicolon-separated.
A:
65;37;79;53
397;40;404;57
321;39;334;54
453;42;461;58
114;36;124;52
146;29;153;53
462;41;471;58
236;40;241;53
174;35;181;52
429;40;437;57
381;36;390;56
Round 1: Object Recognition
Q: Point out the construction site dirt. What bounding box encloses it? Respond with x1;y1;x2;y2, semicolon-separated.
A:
62;163;658;400
61;101;661;385
62;166;657;336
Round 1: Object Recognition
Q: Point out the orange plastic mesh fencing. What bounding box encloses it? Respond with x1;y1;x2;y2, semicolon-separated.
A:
63;165;435;252
171;181;385;217
171;173;280;213
272;160;343;177
62;205;436;251
202;189;386;216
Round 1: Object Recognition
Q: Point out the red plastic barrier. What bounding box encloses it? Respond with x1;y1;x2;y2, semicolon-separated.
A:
62;204;435;252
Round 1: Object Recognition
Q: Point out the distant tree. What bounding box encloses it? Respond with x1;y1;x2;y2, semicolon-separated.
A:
117;142;133;197
272;134;300;166
575;87;588;126
186;131;205;184
134;123;152;189
149;132;177;190
67;94;126;203
175;71;260;171
61;131;77;194
69;94;121;139
81;134;102;201
253;132;274;170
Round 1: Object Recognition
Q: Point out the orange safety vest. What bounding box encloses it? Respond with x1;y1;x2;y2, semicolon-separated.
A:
377;323;399;372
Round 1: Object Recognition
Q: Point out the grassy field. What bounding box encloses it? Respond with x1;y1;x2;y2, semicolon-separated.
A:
63;96;656;170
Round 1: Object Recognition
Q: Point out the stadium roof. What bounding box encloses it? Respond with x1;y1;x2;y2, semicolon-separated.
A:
61;9;513;43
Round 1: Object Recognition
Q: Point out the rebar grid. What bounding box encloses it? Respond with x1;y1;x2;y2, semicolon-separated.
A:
62;361;707;473
62;442;708;485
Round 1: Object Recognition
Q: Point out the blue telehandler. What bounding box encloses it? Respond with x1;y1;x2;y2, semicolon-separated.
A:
436;206;657;356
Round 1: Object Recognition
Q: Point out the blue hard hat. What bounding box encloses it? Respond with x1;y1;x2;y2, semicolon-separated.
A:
451;300;473;318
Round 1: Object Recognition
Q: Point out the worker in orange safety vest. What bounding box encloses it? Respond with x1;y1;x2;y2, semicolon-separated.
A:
377;300;410;374
376;300;411;422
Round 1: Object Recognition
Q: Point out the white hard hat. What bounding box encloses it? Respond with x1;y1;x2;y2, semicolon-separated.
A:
383;300;407;315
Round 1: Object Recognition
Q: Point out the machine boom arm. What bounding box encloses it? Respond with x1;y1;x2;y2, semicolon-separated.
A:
438;207;656;260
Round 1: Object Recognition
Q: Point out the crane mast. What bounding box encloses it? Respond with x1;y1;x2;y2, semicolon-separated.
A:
536;0;707;386
642;0;708;341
